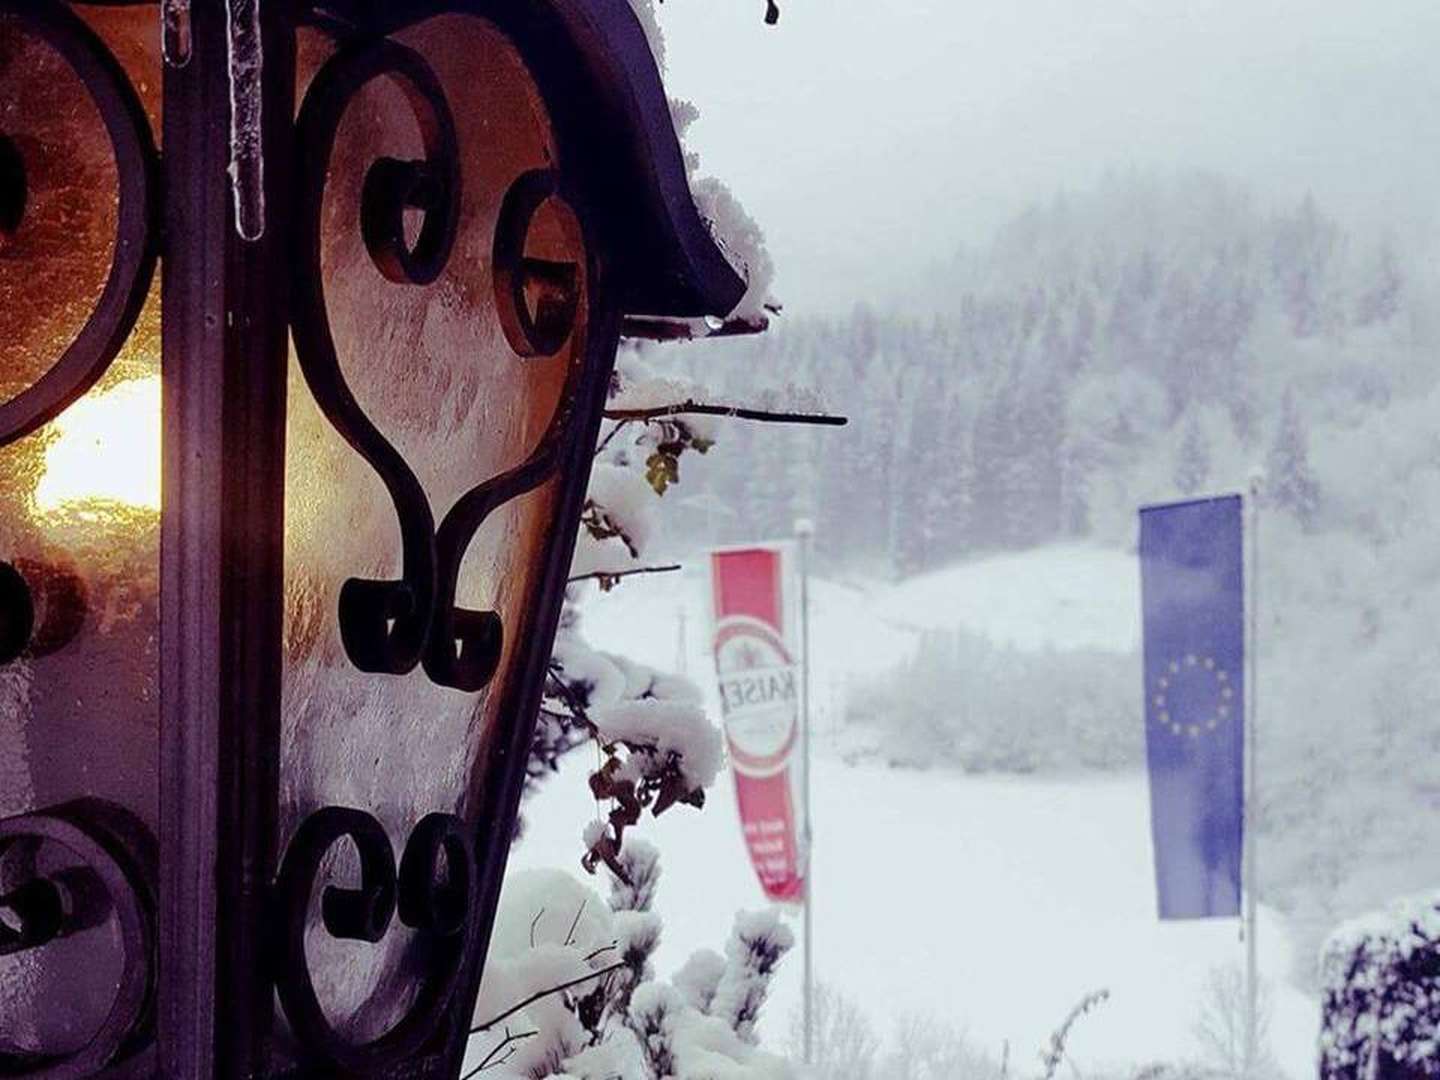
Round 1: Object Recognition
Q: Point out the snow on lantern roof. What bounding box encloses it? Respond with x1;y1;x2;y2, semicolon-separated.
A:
532;0;773;330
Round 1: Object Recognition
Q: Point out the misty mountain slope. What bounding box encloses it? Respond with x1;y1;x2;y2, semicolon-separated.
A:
645;173;1440;986
665;171;1434;570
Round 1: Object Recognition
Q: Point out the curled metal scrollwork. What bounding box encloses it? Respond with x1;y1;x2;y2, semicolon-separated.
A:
293;39;593;692
0;800;157;1079
493;168;582;361
0;1;158;449
272;807;477;1073
292;39;456;680
425;166;589;692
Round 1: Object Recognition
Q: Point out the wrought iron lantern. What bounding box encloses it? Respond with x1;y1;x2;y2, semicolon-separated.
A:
0;1;746;1076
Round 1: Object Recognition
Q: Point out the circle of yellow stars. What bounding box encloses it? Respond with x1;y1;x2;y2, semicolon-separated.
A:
1152;653;1234;739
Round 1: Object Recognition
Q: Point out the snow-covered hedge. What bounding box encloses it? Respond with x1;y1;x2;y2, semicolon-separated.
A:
1320;892;1440;1079
845;628;1138;774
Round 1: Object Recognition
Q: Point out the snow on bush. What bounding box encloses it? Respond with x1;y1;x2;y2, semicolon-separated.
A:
592;698;722;793
581;464;657;562
711;911;795;1045
846;627;1138;773
674;949;727;1016
471;870;621;1077
471;841;796;1080
1319;892;1440;1078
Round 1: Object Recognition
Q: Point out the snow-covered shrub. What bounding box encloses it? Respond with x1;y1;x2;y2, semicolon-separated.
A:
846;628;1138;774
710;911;795;1045
470;840;796;1079
1319;893;1440;1079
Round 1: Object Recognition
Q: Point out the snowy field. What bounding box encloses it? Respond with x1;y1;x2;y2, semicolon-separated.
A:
513;546;1319;1075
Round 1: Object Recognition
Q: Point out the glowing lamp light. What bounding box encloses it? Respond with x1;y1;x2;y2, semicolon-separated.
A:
31;375;161;515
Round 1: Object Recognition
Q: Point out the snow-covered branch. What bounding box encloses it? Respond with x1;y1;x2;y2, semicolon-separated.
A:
565;563;682;589
603;400;847;427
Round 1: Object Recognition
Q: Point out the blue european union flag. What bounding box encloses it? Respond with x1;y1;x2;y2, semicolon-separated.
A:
1139;495;1244;920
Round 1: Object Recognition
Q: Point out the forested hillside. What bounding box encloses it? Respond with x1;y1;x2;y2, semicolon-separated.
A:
666;173;1433;574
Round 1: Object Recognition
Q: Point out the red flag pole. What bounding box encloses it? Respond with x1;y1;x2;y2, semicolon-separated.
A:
795;517;816;1067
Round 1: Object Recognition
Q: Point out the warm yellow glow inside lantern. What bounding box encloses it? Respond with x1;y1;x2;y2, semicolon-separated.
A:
32;374;161;515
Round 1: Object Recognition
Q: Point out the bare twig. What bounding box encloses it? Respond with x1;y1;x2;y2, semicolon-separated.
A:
468;961;629;1036
595;418;632;457
461;1026;538;1079
564;900;587;948
603;400;847;427
529;907;545;949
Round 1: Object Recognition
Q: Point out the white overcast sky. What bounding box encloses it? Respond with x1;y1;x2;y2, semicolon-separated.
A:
652;0;1440;315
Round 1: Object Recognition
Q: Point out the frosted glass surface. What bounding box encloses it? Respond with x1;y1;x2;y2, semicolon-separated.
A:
281;15;584;1041
0;11;161;1052
0;23;115;407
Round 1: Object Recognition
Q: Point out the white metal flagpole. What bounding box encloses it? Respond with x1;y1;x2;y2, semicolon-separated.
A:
794;517;816;1066
1244;471;1262;1078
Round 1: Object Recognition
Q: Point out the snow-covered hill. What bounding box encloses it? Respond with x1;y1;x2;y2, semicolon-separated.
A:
877;543;1138;653
512;545;1319;1075
574;542;1137;747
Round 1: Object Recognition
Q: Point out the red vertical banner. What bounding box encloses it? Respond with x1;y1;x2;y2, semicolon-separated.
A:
710;545;805;903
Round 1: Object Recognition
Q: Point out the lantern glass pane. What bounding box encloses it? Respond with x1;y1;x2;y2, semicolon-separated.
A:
0;22;112;405
0;7;159;1058
280;14;583;1045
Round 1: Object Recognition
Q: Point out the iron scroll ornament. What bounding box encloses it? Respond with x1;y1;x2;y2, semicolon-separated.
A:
0;0;159;449
271;808;478;1073
291;38;590;692
290;38;455;680
0;800;158;1079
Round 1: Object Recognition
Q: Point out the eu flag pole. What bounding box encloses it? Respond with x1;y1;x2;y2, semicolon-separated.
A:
1140;486;1262;1073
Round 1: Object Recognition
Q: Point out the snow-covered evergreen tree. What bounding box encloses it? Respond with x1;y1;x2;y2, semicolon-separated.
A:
1173;410;1211;496
1265;387;1320;529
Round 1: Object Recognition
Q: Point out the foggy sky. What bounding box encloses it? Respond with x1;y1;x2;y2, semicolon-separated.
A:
653;0;1440;315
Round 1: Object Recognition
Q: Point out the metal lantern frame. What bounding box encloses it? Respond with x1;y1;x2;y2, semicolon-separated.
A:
0;1;745;1076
